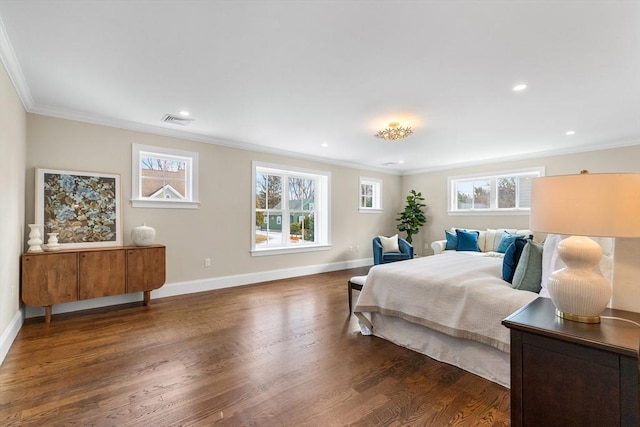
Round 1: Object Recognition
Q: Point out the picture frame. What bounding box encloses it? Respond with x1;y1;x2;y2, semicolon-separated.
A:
36;168;122;249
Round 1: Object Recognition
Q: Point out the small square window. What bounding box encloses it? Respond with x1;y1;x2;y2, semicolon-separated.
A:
131;144;199;209
359;177;382;213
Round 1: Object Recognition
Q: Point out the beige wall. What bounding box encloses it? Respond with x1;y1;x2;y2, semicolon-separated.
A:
402;145;640;312
25;114;402;285
0;60;26;360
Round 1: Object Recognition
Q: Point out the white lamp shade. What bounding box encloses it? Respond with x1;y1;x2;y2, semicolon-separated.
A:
531;172;640;323
530;173;640;237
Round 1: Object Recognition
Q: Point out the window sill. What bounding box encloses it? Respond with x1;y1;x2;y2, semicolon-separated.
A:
359;208;383;214
131;199;200;209
448;209;530;216
251;244;332;256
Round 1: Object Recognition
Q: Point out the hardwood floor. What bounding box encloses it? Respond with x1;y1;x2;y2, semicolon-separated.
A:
0;268;510;426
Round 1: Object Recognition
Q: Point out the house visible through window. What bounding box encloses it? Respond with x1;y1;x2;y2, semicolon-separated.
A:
359;177;382;212
131;144;199;208
449;167;543;214
252;162;330;255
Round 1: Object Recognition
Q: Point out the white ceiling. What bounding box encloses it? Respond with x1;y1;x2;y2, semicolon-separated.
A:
1;1;639;174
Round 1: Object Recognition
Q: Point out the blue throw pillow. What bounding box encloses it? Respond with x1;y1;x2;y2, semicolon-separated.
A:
496;231;525;253
502;236;530;283
455;229;480;252
445;230;457;250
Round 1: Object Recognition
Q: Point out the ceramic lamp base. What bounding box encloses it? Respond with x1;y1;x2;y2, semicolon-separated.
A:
547;236;611;324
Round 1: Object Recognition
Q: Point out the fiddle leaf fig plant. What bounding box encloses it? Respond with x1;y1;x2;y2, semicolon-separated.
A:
396;190;427;244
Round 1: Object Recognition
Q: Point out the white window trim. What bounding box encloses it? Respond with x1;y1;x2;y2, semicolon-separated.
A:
447;166;545;215
131;144;200;209
359;177;383;213
251;161;331;256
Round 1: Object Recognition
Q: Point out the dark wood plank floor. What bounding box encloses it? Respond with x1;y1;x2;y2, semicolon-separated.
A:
0;268;510;426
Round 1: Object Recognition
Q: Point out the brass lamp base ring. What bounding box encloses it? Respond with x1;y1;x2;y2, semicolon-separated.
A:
555;309;601;324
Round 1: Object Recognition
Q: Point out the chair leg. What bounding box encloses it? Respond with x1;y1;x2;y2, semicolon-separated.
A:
348;281;353;314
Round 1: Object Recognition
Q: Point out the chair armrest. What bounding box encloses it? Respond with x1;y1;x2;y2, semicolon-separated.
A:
398;238;414;258
372;238;383;265
431;240;447;255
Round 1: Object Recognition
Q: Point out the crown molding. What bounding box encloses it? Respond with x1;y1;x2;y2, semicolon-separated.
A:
0;16;33;110
401;138;640;176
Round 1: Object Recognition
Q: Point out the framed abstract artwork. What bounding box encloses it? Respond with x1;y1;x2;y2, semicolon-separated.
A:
36;168;122;249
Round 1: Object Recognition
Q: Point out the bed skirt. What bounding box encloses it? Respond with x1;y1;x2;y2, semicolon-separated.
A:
360;312;511;388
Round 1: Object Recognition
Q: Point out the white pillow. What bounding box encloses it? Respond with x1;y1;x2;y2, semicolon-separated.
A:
378;234;400;253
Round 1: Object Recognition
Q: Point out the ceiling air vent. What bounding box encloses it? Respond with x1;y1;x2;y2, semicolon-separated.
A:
162;114;194;126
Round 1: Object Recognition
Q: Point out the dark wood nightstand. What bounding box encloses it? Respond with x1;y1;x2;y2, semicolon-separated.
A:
503;297;640;427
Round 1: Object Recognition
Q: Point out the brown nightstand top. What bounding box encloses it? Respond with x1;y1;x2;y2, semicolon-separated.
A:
503;297;640;359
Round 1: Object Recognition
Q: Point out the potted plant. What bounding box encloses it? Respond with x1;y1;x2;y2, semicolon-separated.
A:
396;190;427;244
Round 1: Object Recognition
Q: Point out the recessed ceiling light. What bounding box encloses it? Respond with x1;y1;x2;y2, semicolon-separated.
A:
512;84;528;92
398;160;405;164
321;142;328;147
179;111;190;117
565;130;576;136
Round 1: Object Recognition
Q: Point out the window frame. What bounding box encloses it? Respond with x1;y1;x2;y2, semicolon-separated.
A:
131;144;199;209
448;167;544;215
251;161;331;256
359;177;383;213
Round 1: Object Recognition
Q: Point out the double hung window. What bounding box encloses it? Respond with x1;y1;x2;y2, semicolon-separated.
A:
252;162;330;255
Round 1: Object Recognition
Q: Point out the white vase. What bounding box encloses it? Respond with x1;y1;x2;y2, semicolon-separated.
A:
131;224;156;246
27;224;44;253
46;232;61;251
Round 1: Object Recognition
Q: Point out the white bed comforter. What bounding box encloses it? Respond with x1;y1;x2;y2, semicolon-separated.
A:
354;251;539;353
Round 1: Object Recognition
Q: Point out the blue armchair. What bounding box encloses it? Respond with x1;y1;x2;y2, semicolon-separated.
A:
373;236;414;265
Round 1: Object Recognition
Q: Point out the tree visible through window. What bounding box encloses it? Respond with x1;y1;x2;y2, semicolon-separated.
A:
359;177;382;212
140;156;187;199
449;168;542;213
253;162;330;254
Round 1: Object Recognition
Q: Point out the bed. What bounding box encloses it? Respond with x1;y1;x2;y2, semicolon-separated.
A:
353;235;615;388
353;251;539;387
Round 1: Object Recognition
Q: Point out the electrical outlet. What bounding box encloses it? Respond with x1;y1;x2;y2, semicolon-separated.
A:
204;258;211;268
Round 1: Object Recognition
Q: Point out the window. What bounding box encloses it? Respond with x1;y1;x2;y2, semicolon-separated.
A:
131;144;199;208
359;177;382;212
252;161;330;255
448;167;544;214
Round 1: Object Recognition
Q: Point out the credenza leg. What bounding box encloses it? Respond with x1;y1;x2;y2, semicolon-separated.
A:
45;306;52;323
144;291;151;306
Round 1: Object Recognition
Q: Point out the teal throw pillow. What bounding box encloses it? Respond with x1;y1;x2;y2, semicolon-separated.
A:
445;230;457;250
496;231;525;253
455;229;480;252
502;236;530;283
512;241;544;293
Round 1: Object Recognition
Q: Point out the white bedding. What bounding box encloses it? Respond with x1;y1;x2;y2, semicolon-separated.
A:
354;251;539;353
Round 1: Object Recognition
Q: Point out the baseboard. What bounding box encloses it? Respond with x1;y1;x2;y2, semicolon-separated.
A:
24;257;372;319
0;307;25;365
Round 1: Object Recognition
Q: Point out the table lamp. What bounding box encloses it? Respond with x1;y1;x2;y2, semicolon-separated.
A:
530;171;640;323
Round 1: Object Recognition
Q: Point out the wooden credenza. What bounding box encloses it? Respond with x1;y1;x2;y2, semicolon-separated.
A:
503;297;640;427
21;245;166;323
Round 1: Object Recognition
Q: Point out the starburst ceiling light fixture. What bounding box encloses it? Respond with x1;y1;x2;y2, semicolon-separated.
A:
374;122;414;141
